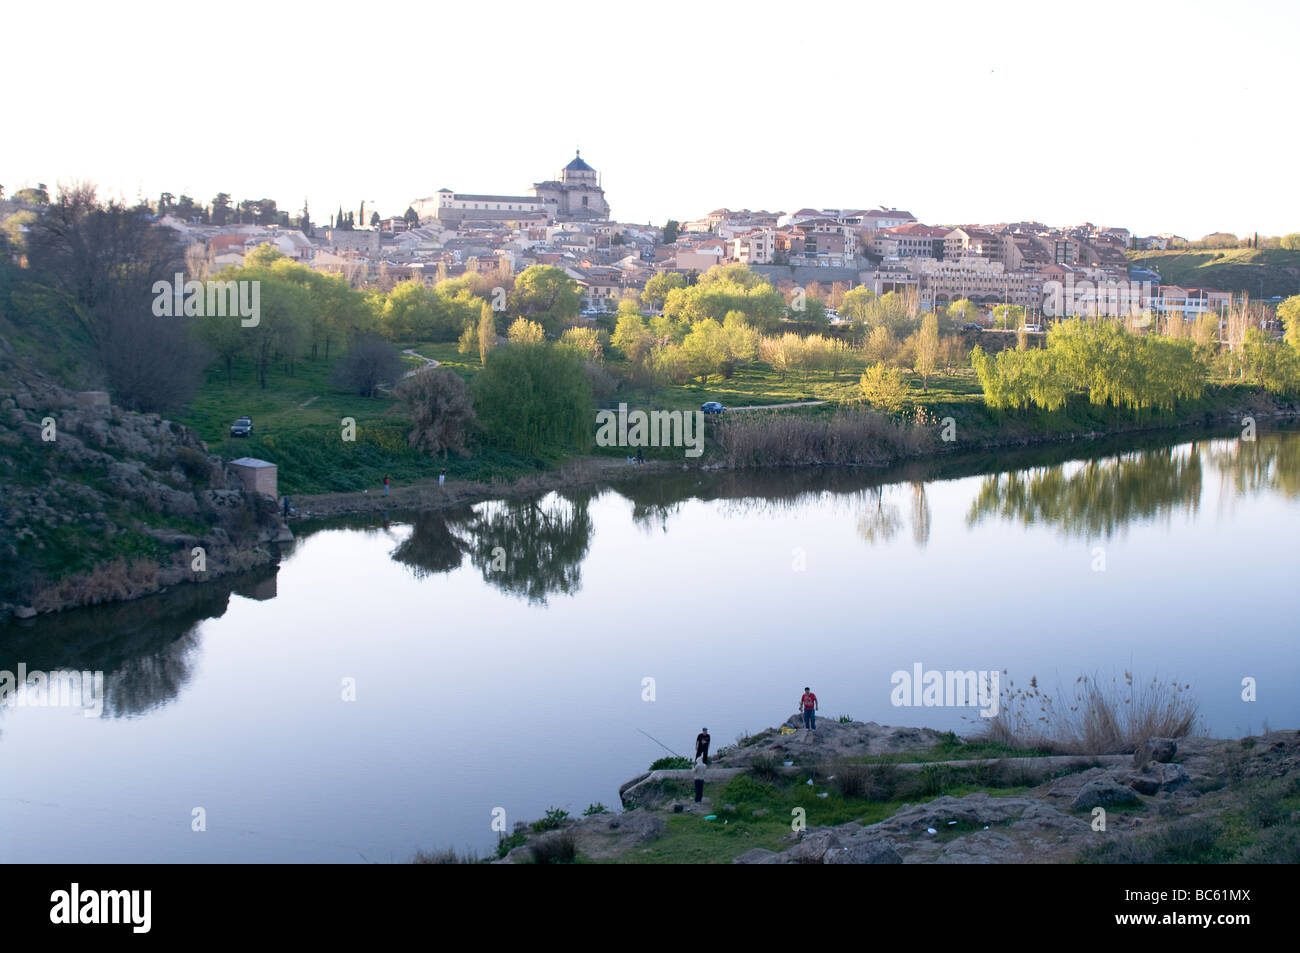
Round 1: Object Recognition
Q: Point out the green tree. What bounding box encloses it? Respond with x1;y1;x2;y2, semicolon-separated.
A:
509;265;580;336
1278;295;1300;350
473;344;593;456
641;272;686;311
477;302;497;363
859;362;909;413
915;313;939;392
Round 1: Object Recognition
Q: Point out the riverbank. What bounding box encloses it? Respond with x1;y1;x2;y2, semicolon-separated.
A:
294;393;1300;522
480;715;1300;865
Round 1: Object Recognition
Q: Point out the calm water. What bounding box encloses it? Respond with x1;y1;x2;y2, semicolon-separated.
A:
2;428;1298;862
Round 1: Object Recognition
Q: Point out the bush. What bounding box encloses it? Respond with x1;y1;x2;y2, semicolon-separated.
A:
413;847;481;864
649;756;691;771
748;754;784;783
529;833;578;865
394;366;476;456
582;802;609;816
530;807;570;833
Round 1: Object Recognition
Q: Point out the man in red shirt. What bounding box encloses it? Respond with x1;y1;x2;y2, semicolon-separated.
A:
800;687;818;731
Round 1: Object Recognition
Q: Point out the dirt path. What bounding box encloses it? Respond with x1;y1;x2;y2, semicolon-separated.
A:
400;348;439;378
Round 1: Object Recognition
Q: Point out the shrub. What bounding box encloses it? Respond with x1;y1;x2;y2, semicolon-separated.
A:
529;833;578;865
748;754;784;783
649;756;691;771
975;671;1199;755
530;807;570;833
582;802;609;816
413;847;481;864
394;366;476;456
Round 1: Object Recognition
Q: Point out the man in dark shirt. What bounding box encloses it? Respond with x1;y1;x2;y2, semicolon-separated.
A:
695;727;711;765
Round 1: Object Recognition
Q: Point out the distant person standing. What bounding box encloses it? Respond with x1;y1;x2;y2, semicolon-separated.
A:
383;474;390;496
692;758;707;803
439;468;446;487
800;686;818;731
282;495;290;518
695;727;711;765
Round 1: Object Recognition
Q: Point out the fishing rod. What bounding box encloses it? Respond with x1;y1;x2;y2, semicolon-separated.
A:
637;727;688;761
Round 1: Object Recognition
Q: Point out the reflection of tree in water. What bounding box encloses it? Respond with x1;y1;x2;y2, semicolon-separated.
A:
0;570;270;718
857;487;903;545
910;482;931;548
389;508;473;578
966;446;1203;539
1207;432;1300;500
460;492;594;605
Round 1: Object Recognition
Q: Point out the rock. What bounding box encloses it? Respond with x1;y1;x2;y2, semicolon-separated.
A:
1126;774;1161;795
1133;738;1178;767
824;839;903;864
787;830;841;863
1071;777;1141;811
733;848;783;864
937;831;1022;864
722;803;737;812
13;605;36;619
751;808;770;817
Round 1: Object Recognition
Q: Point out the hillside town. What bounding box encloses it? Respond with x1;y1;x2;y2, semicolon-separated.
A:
37;150;1231;327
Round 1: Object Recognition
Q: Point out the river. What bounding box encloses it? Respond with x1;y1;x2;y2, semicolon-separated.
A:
2;427;1297;862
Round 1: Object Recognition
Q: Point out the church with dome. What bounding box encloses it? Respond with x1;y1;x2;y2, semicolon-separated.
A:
414;150;610;225
530;150;610;222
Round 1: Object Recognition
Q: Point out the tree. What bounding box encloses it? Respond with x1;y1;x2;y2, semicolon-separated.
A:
509;265;580;336
612;310;652;364
1280;233;1300;251
641;272;686;311
662;220;680;244
457;322;477;355
330;332;403;397
864;325;897;365
560;326;604;362
681;318;728;384
915;313;939;392
24;183;205;411
395;366;476;455
1278;295;1300;350
859;363;909;413
508;317;546;346
477;302;497;363
473;343;593;456
759;333;803;381
370;211;381;227
404;206;420;228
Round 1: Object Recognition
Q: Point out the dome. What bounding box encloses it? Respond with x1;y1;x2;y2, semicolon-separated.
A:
564;152;595;173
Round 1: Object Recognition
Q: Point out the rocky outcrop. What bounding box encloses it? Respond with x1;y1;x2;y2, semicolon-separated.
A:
0;362;287;618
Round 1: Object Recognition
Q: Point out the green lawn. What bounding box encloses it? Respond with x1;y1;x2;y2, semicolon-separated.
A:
610;775;1032;864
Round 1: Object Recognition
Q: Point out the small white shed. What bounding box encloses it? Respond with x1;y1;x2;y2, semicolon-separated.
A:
229;457;278;498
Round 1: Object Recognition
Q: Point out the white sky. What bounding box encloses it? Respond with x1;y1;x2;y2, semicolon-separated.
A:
6;0;1297;238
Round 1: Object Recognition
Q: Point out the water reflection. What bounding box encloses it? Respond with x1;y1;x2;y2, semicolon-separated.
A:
966;446;1203;539
965;432;1300;538
0;568;276;718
